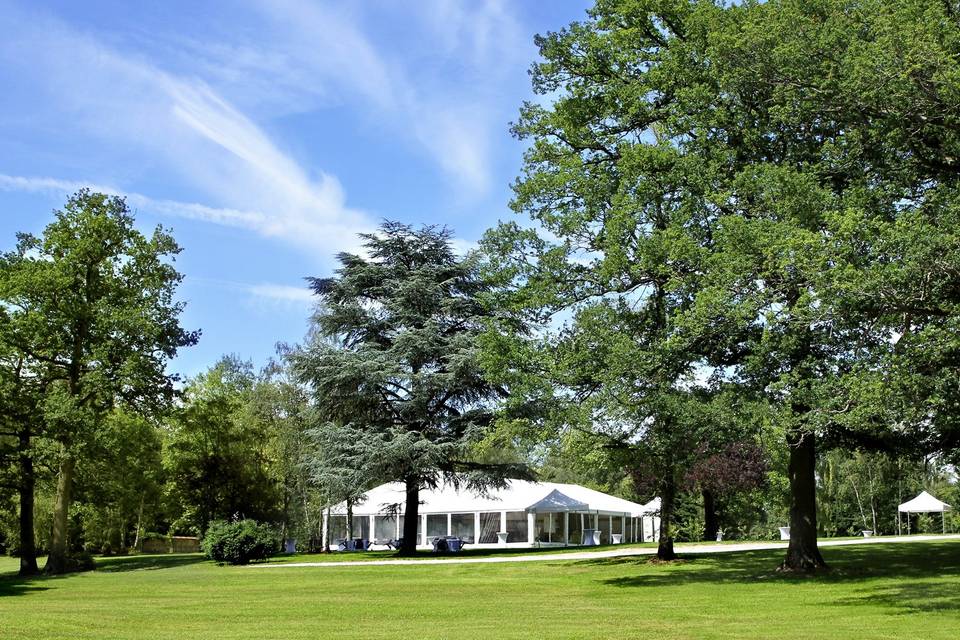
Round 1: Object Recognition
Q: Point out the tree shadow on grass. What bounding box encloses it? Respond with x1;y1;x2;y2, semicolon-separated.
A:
835;582;960;614
94;553;208;573
0;553;208;599
581;541;960;616
0;577;54;598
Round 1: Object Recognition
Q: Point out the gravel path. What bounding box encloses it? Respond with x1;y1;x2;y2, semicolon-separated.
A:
250;533;960;569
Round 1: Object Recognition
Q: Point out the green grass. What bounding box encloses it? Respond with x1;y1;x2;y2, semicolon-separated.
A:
265;540;662;563
2;540;959;639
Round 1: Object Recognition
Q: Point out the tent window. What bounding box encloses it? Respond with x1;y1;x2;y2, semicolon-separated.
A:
534;513;548;542
374;516;396;541
478;513;500;544
426;514;447;538
568;512;582;544
351;516;371;540
451;513;475;542
505;511;527;542
612;516;623;535
328;515;347;541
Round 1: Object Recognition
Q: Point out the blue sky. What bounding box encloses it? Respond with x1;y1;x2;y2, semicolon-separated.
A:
0;0;590;378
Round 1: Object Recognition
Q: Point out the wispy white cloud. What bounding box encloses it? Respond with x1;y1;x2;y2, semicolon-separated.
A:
184;276;315;310
246;282;316;305
187;0;532;193
0;5;374;255
0;174;268;230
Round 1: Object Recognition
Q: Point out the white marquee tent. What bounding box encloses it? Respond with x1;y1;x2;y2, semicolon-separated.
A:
325;480;661;550
897;491;951;535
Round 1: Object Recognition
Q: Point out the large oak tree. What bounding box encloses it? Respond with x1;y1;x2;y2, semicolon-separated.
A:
0;190;196;573
491;0;960;570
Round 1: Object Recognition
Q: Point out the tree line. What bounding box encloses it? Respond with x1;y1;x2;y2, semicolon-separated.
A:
3;0;960;575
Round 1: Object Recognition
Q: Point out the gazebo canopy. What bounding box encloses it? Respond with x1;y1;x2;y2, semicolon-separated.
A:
898;491;951;513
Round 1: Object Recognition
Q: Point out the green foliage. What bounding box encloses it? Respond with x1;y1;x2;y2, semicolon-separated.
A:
246;359;324;544
201;519;279;566
485;0;960;566
74;410;164;553
164;357;283;534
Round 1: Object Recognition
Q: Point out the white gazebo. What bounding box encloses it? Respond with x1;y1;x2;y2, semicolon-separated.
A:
325;479;661;550
898;491;951;535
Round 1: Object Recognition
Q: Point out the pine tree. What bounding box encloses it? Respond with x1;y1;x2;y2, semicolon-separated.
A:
291;222;524;555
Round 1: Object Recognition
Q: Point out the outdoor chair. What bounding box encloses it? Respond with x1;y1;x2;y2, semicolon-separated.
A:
432;536;467;553
335;538;370;551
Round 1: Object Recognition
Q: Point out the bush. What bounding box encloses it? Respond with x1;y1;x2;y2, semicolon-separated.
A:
201;520;279;566
65;551;96;573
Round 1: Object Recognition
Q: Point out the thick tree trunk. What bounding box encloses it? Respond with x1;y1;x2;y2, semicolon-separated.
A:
46;453;75;574
18;427;39;576
702;488;719;542
399;475;419;556
781;428;826;572
657;475;676;560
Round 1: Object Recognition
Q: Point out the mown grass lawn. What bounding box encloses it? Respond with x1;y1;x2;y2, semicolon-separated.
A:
1;540;958;639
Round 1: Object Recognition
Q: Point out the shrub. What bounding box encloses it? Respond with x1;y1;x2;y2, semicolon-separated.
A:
65;551;96;573
202;520;279;565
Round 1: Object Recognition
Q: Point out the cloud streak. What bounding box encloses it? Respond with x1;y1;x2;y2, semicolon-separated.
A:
0;173;270;232
0;5;374;255
193;0;531;193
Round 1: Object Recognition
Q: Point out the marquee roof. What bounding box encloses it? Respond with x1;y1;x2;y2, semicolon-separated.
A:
332;479;660;518
898;491;952;513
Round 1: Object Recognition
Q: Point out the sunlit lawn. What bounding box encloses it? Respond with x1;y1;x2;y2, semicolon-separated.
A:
1;540;958;639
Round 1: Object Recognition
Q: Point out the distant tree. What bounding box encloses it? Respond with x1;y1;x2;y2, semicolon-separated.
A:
164;356;282;534
291;222;525;556
0;190;196;573
684;441;768;541
74;410;165;553
248;358;323;547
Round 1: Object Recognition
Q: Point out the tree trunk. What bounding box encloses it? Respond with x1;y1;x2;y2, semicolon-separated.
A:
132;494;145;551
346;497;354;541
657;475;676;560
322;506;331;554
46;452;75;574
17;426;39;576
781;428;826;572
702;488;719;542
399;475;419;556
850;479;868;531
